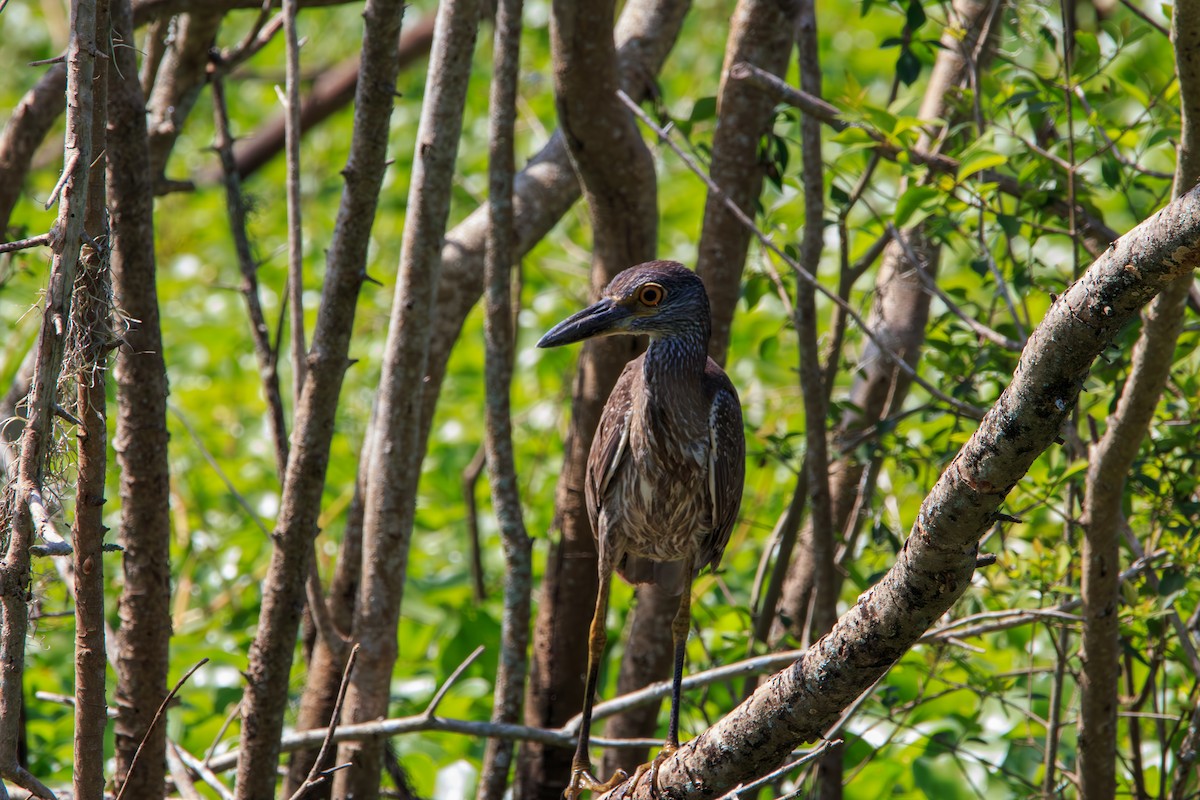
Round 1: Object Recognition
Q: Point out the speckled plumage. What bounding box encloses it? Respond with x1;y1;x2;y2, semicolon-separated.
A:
587;327;744;596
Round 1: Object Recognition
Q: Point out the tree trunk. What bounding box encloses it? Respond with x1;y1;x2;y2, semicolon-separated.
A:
1077;2;1200;795
109;3;173;797
332;2;481;797
516;1;690;795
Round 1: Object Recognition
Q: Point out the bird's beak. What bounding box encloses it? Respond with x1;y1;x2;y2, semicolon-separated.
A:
537;297;633;348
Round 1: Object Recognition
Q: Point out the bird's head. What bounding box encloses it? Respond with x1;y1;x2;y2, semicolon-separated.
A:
537;260;711;348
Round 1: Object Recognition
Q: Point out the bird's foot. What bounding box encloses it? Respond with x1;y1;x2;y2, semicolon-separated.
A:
563;762;629;799
626;742;678;798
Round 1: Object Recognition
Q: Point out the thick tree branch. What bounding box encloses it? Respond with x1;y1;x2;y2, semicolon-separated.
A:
476;0;531;797
0;63;67;232
145;11;222;190
232;0;408;795
72;4;111;797
694;0;800;362
602;185;1200;798
108;3;173;797
0;0;99;795
332;2;480;797
281;0;307;403
206;16;437;182
1084;1;1200;796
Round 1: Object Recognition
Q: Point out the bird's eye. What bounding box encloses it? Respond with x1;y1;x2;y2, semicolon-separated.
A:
637;283;665;307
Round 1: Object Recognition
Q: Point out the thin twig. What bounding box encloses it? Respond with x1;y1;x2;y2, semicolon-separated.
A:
886;222;1024;351
287;643;360;800
204;700;242;766
715;738;842;799
171;741;234;800
213;1;280;74
281;0;307;404
204;647;809;775
114;658;209;800
210;69;291;478
461;444;488;602
44;151;80;209
168;404;271;536
167;740;206;800
729;61;1120;255
0;234;51;254
424;645;484;719
1118;0;1169;36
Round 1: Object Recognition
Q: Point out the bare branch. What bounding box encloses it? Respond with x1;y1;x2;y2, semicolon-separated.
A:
286;644;360;800
281;0;307;403
331;0;480;795
0;234;52;255
72;4;112;794
0;62;67;231
1078;0;1200;792
114;659;208;800
210;73;291;477
204;647;808;775
476;0;531;795
0;0;101;794
108;4;174;795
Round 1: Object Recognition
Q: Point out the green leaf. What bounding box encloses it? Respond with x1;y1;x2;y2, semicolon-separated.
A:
1101;155;1121;189
896;45;921;85
689;96;717;123
894;184;939;227
956;152;1007;182
905;0;926;31
997;213;1021;237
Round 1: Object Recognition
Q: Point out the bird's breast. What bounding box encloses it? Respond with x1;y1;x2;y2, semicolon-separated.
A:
606;426;713;562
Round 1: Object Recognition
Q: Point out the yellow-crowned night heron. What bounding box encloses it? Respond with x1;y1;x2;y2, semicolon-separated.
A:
538;260;746;798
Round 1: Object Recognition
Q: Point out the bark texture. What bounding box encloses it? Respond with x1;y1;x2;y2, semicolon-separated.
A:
516;1;690;795
0;63;67;232
695;0;801;362
1077;2;1200;796
145;11;222;186
0;1;99;796
331;2;480;797
476;0;531;796
233;2;408;796
601;183;1200;799
109;4;173;797
72;5;111;796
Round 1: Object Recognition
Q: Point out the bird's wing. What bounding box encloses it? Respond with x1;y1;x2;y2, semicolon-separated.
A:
701;364;745;572
585;359;639;549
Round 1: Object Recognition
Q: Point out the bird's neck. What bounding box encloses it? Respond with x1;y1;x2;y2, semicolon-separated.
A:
642;334;708;392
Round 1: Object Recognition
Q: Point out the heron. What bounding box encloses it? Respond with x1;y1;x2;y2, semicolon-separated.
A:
538;260;746;798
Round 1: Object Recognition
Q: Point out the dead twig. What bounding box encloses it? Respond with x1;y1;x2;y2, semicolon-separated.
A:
113;658;208;800
287;643;360;800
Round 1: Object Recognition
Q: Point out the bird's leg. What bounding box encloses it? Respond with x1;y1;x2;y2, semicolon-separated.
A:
628;556;694;798
565;551;628;799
